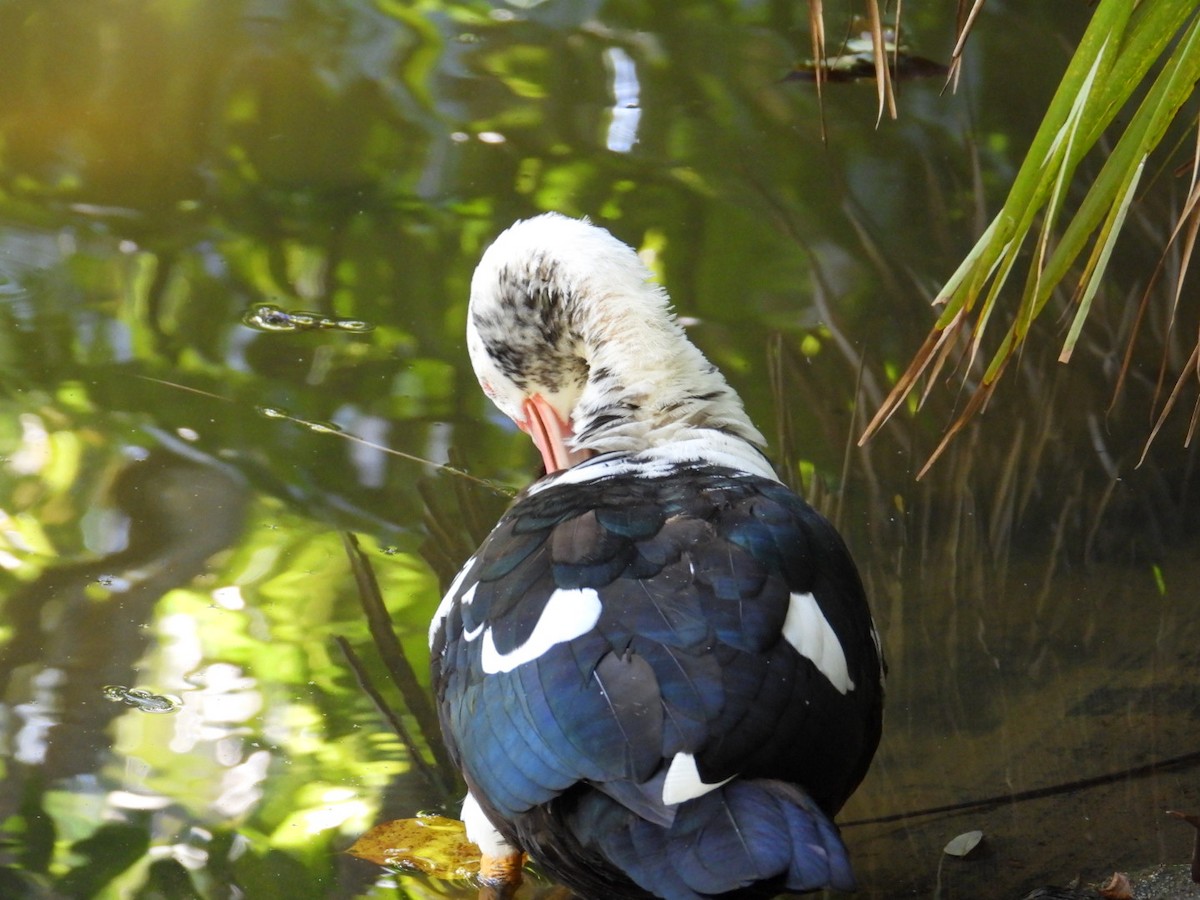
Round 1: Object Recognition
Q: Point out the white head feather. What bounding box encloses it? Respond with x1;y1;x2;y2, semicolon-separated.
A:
467;213;767;461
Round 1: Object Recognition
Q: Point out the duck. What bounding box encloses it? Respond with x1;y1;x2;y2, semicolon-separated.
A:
428;213;884;899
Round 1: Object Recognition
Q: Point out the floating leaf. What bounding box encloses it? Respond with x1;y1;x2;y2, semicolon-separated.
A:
943;830;984;857
348;815;482;878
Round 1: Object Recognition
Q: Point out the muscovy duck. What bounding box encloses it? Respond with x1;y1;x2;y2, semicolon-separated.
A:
429;214;884;899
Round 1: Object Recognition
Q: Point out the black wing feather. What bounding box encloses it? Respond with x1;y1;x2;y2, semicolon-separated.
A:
430;463;883;898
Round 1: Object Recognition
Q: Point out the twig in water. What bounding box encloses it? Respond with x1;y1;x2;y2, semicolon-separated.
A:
342;533;459;795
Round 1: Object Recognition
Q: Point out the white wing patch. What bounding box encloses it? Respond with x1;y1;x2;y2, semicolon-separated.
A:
783;591;855;694
480;587;602;674
463;617;485;641
662;752;736;805
461;791;516;857
428;556;476;648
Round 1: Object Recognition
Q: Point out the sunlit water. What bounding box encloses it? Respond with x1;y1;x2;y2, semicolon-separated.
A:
1;2;1198;898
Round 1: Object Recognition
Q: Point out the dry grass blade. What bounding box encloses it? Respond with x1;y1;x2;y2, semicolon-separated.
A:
916;374;999;479
859;309;966;443
1112;126;1200;410
1139;343;1200;465
808;0;827;143
1160;120;1200;323
1170;181;1200;319
1190;382;1200;448
946;0;987;92
866;0;897;125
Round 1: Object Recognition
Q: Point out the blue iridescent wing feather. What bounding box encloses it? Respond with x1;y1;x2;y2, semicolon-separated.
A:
430;462;882;898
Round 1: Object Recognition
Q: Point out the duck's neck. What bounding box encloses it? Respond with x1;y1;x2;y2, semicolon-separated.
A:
566;296;767;462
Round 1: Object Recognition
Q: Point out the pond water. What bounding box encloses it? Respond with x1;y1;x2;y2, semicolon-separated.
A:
2;2;1199;898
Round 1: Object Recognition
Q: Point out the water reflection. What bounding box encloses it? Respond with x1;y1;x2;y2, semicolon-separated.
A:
1;454;248;774
0;0;1198;898
603;47;642;153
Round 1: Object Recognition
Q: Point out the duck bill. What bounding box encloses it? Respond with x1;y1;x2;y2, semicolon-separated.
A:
520;395;591;474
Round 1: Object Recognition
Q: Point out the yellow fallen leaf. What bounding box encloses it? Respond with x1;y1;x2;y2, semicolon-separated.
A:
348;814;482;878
